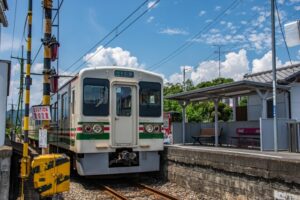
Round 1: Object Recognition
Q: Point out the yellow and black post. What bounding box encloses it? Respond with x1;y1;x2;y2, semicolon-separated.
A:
20;0;33;199
42;0;52;154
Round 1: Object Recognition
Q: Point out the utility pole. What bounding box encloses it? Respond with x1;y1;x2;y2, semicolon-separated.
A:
9;101;16;127
42;0;53;154
20;0;32;199
11;45;25;130
271;0;278;152
214;45;228;78
183;66;186;91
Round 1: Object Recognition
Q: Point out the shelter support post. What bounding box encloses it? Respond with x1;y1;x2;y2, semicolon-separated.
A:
284;92;290;119
232;97;237;122
179;100;189;144
256;89;269;119
213;98;219;146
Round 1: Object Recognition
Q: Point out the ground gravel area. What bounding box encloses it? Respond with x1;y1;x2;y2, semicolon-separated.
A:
62;174;207;200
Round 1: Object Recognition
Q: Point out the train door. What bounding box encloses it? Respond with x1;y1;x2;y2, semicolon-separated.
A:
112;85;137;147
61;90;70;139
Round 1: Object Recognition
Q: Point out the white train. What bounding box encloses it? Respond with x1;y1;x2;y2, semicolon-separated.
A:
29;66;164;176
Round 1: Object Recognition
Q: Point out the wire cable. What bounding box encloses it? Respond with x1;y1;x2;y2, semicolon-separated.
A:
147;0;240;71
31;0;65;65
275;0;293;65
70;0;160;74
10;0;18;57
64;0;151;72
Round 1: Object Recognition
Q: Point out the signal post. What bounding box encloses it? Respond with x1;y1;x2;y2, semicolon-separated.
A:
42;0;52;154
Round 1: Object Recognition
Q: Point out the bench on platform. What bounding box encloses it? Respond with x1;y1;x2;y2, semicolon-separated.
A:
192;128;222;145
231;128;260;147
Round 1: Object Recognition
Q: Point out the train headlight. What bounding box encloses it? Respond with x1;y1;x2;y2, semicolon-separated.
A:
84;124;92;133
93;124;103;133
154;125;160;132
145;124;154;133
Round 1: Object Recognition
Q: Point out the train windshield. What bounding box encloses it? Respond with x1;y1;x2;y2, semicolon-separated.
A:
139;81;161;117
83;78;109;116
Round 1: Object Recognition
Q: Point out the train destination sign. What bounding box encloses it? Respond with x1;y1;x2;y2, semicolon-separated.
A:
114;70;134;78
31;105;52;120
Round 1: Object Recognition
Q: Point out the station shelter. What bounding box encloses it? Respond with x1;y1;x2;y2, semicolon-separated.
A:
165;64;300;152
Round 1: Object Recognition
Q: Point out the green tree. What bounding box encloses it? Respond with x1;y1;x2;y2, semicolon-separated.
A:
164;77;233;122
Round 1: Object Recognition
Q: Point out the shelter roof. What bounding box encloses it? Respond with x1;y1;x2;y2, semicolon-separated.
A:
244;63;300;83
165;80;289;102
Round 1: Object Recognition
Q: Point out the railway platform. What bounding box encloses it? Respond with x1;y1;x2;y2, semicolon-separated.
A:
162;144;300;200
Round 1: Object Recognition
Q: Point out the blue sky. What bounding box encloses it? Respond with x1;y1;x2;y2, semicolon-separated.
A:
1;0;300;105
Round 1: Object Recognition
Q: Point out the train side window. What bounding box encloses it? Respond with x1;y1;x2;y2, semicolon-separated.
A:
83;78;109;116
62;92;69;119
139;81;161;117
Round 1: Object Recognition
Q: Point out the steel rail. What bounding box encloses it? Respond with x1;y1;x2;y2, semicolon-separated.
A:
101;185;129;200
137;183;179;200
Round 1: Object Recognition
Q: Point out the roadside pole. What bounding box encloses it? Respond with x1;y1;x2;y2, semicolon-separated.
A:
20;0;32;199
271;0;278;152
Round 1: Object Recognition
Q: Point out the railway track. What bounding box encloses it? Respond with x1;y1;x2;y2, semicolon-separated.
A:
101;182;180;200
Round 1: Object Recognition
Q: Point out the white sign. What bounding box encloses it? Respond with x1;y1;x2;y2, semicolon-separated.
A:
285;21;300;47
274;190;300;200
32;105;51;120
39;129;48;148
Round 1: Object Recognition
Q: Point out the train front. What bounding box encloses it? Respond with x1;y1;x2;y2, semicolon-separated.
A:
75;67;163;176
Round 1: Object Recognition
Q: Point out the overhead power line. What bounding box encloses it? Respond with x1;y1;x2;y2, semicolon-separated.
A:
69;0;160;75
64;0;154;73
275;0;292;65
147;0;240;72
10;0;18;57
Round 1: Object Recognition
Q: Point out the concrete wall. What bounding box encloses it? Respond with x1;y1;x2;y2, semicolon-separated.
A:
247;93;288;121
162;146;300;200
290;83;300;121
0;61;10;147
172;121;259;145
0;146;12;200
260;118;290;151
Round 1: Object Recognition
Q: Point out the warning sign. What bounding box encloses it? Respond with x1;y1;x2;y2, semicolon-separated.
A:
32;106;51;120
39;129;47;148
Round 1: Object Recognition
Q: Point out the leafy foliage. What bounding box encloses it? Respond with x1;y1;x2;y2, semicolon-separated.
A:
164;78;234;122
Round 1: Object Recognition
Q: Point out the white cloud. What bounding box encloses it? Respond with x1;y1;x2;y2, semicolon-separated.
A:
248;32;270;50
83;46;141;68
220;21;226;25
147;16;155;23
215;6;221;11
294;6;300;10
278;0;285;4
169;73;183;84
199;10;206;16
167;49;249;84
0;33;20;53
252;51;284;73
205;19;213;23
148;1;159;9
159;28;189;35
31;63;44;74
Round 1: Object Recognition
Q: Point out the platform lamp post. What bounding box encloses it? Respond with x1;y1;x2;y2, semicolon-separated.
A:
271;0;278;152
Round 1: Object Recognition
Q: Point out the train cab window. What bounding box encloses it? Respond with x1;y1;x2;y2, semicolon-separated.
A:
83;78;109;116
139;82;161;117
